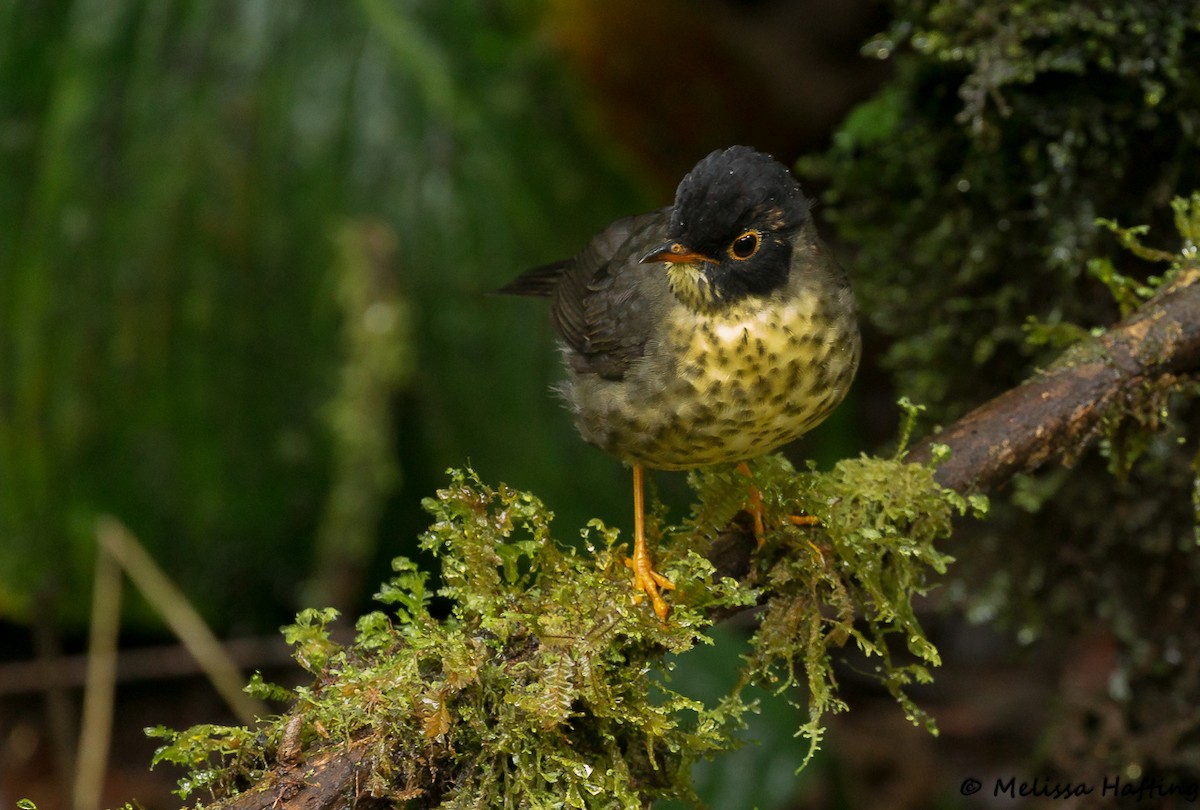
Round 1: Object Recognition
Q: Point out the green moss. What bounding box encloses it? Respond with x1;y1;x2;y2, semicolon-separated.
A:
150;455;976;806
686;407;979;767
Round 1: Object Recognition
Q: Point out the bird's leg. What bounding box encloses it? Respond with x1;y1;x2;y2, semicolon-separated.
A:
736;462;769;547
624;464;674;621
737;461;819;548
737;461;767;544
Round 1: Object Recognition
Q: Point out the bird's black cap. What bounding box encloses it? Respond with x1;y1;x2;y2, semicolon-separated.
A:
641;146;812;306
668;146;810;253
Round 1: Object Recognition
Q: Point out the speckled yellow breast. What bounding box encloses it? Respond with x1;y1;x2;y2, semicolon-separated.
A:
565;290;859;470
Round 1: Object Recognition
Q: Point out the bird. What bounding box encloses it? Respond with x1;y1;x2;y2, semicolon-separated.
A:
499;145;860;621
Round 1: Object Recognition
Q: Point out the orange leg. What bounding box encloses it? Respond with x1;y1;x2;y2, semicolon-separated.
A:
624;464;674;621
737;462;819;547
736;461;768;546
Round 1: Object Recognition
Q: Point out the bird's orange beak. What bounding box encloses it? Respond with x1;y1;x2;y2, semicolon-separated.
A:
640;241;719;265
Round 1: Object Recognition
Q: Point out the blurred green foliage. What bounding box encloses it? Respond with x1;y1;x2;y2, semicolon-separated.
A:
0;0;645;629
307;221;413;615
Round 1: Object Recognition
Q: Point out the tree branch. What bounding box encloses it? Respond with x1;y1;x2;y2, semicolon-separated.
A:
220;739;383;810
906;267;1200;492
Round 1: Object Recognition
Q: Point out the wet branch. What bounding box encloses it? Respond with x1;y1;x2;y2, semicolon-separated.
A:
906;267;1200;492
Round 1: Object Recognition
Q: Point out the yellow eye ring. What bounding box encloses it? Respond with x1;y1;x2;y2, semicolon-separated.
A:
728;230;761;260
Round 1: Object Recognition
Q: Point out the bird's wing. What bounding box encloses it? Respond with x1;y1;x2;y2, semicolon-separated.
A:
557;211;669;381
500;209;669;381
494;259;569;297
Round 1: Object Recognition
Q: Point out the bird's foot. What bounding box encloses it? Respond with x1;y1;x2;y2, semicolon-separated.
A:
737;462;821;548
624;552;675;623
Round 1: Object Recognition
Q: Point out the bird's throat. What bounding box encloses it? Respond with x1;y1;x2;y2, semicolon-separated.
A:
665;262;721;312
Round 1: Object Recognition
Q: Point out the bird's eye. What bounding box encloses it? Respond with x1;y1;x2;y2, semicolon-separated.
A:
729;230;760;260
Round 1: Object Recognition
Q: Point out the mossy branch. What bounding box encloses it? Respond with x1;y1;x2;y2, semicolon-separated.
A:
904;202;1200;494
148;455;967;809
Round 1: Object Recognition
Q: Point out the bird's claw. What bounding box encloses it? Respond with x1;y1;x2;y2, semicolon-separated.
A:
624;554;675;622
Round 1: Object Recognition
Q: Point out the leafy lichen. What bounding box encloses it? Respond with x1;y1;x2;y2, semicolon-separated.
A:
149;451;977;806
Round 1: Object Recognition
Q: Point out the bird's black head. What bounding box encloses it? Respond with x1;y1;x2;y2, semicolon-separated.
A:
642;146;811;311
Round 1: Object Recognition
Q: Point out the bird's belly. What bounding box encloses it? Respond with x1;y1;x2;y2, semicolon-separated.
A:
566;297;854;470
